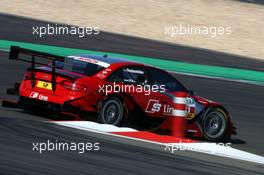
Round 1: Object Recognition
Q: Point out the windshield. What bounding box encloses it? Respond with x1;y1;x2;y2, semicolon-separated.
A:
55;57;105;76
149;68;187;92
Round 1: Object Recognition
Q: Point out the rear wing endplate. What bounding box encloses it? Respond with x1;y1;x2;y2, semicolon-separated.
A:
9;46;65;91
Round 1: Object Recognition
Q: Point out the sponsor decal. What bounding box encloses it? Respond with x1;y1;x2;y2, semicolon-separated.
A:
97;68;112;79
164;104;179;115
68;56;110;68
37;80;52;90
145;99;161;113
163;104;187;117
186;97;196;119
29;91;39;99
145;99;191;117
123;79;136;83
29;91;48;101
97;73;105;79
123;68;144;75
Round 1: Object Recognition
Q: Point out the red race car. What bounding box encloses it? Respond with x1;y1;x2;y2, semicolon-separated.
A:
3;46;236;141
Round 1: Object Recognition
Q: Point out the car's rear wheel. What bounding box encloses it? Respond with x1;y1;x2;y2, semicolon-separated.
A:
203;108;228;141
98;97;124;126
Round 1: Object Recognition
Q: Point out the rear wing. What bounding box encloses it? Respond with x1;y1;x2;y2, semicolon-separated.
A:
9;46;65;91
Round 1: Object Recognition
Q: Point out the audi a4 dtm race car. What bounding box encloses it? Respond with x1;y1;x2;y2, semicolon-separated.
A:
3;46;236;141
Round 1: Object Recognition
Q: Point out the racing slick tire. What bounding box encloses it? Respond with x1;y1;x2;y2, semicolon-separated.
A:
202;108;228;142
99;97;124;126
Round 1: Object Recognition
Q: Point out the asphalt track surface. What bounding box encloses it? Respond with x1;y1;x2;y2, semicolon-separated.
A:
1;13;264;72
0;14;264;174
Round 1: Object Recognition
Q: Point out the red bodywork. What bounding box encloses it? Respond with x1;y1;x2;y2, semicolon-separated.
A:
6;46;236;140
18;60;236;139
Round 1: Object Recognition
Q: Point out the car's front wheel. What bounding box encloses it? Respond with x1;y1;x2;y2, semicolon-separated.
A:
202;108;228;141
98;97;124;126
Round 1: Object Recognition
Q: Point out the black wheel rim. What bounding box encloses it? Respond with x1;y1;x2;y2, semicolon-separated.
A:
204;111;226;138
103;101;120;124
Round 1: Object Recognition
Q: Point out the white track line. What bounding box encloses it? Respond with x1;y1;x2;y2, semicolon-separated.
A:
53;121;264;165
53;121;137;132
0;48;10;52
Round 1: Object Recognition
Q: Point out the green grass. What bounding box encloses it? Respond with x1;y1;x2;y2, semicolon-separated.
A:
1;39;264;84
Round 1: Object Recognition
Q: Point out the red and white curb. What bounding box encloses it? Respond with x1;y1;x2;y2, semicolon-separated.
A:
52;121;264;165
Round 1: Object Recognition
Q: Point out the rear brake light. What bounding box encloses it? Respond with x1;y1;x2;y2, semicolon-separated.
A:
60;81;87;92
